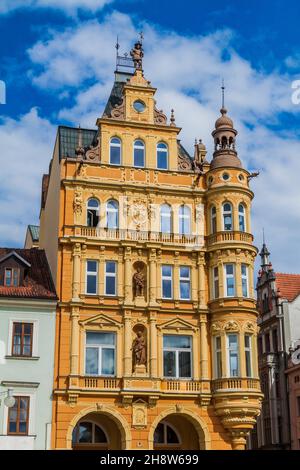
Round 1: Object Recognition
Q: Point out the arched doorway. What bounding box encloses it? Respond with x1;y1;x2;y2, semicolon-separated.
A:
154;420;182;450
71;412;122;450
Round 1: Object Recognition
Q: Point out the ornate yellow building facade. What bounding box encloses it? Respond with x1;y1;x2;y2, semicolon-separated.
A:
39;40;262;450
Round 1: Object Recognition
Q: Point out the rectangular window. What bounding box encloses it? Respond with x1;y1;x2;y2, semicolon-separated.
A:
179;266;190;300
12;322;33;357
245;335;252;377
215;336;222;378
213;266;219;299
105;261;117;296
241;264;249;297
227;334;239;377
163;335;192;379
162;265;173;299
297;396;300;417
265;332;270;353
224;264;235;297
4;268;20;287
7;396;30;435
86;260;98;295
85;332;116;376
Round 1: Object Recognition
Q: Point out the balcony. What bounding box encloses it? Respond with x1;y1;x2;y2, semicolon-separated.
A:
207;231;253;246
68;226;204;247
212;377;261;392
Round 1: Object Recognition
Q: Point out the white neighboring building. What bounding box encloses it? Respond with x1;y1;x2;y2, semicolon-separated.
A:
0;248;57;450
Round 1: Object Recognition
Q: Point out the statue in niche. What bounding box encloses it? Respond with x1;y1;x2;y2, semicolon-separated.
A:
133;266;145;297
132;330;147;367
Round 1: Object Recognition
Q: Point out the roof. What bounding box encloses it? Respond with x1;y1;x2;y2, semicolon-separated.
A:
275;272;300;302
28;225;40;242
103;81;124;118
0;248;57;300
58;126;97;160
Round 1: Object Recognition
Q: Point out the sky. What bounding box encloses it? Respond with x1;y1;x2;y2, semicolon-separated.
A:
0;0;300;274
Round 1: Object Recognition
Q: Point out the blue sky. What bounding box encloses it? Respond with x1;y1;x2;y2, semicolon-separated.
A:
0;0;300;273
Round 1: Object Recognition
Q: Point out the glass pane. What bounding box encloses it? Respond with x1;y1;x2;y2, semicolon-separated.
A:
85;347;98;375
23;335;31;345
179;351;191;377
224;203;231;212
87;261;97;272
239;215;245;231
110;146;121;165
13;335;21;345
216;336;221;350
106;262;116;273
163;351;176;377
230;352;238;376
106;276;116;295
9;407;17;422
24;324;32;335
180;267;190;278
20;398;28;410
79;422;93;443
180;281;190;299
241;264;247;276
157;150;167;169
102;348;115;375
157;142;167;149
154;423;164;443
23;345;31;356
162;265;172;277
226;264;234;275
163;335;191;348
242;279;248;297
227;278;235;296
87;275;97;294
19;422;27;434
245;351;252;377
107;210;118;228
14;323;22;334
228;335;238;349
245;335;250;348
134;148;144;167
94;425;107;443
86;332;115;345
8;422;17;433
162;279;172;298
161;215;171;233
167;425;179;444
13;344;21;355
216;351;222;377
88;198;99;208
224;215;232;230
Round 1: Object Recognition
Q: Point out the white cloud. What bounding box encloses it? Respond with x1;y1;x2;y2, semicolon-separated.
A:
0;108;56;246
0;0;112;15
2;11;300;274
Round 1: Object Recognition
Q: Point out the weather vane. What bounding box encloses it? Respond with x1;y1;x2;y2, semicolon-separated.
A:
221;78;225;109
139;31;144;43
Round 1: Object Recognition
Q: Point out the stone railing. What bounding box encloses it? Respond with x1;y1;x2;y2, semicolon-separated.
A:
207;231;253;246
80;376;121;390
212;377;261;392
70;226;204;247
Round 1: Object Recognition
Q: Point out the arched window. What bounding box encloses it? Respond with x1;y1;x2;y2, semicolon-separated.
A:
106;200;119;229
154;421;180;446
179;205;191;235
238;203;246;232
133;139;145;167
157;142;168;170
87;198;100;227
223;202;232;231
72;421;108;446
160;204;172;233
109;137;121;165
211;206;217;234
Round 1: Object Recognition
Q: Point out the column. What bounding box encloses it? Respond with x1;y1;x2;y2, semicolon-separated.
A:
236;260;242;297
150;313;158;377
156;250;162;299
200;315;209;379
191;253;198;303
239;331;246;377
124;246;132;304
124;311;132;376
70;306;80;376
99;245;105;296
149;249;157;305
174;252;180;301
197;252;206;308
118;247;124;299
72;243;81;301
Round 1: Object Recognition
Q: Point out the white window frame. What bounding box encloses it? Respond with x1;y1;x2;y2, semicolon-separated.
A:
105;261;117;297
86;260;98;295
7;319;39;357
245;334;252;377
224;263;235;297
133;139;145;168
109;137;121;165
241;264;249;297
226;334;239;377
156;142;168;170
179;266;191;300
211;206;217;234
238;203;246;232
84;332;116;377
214;336;222;378
213;266;219;299
223;202;233;231
86;198;100;228
161;265;173;299
163;335;192;379
160;204;172;234
106;200;119;229
178;205;191;235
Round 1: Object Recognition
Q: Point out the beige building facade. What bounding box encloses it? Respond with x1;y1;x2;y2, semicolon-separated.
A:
39;40;262;450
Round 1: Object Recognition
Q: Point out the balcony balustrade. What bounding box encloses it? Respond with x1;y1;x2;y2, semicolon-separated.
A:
212;377;261;392
207;231;253;246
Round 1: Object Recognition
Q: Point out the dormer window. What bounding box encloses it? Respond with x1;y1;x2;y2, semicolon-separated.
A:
5;268;20;287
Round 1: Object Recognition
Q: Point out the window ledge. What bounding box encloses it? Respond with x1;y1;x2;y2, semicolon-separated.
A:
5;355;40;361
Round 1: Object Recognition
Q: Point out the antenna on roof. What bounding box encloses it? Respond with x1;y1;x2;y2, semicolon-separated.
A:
115;35;120;65
263;227;265;245
139;31;144;44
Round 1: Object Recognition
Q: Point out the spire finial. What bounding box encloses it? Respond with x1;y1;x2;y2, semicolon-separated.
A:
263;227;265;245
170;109;176;126
221;78;225;109
139;31;144;44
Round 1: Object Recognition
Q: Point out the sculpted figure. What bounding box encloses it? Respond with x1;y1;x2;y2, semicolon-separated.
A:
132;330;147;366
133;267;145;297
130;41;144;70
